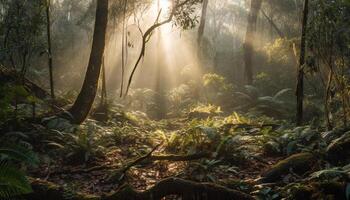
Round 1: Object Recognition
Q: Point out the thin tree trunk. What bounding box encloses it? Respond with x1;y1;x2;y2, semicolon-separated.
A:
46;0;55;99
296;0;309;126
325;69;333;130
243;0;262;85
197;0;208;57
68;0;109;124
100;55;107;106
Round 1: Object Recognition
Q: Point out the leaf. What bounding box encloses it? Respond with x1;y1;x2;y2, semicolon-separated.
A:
273;88;292;100
0;162;32;199
244;85;259;98
195;126;217;140
234;92;254;102
0;145;39;166
45;142;65;149
286;141;297;155
4;132;29;139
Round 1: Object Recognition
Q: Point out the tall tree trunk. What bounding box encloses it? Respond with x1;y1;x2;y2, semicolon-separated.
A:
154;0;166;119
197;0;209;50
46;0;55;99
243;0;262;85
68;0;109;124
296;0;309;126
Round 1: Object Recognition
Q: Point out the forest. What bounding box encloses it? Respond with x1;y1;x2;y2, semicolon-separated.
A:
0;0;350;199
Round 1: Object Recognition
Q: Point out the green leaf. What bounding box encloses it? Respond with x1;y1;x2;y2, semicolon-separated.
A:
273;88;292;100
0;145;39;166
0;162;32;199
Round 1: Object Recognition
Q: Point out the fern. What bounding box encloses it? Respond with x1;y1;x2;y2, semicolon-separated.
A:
0;144;39;166
0;162;32;199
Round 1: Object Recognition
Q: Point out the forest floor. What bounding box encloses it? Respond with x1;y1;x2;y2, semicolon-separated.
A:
4;107;350;199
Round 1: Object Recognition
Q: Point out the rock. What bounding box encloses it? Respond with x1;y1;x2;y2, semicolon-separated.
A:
326;133;350;165
260;153;316;183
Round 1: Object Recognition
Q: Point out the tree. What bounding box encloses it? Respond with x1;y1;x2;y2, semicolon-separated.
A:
197;0;209;59
243;0;262;85
295;0;308;126
45;0;55;99
68;0;109;124
154;0;167;119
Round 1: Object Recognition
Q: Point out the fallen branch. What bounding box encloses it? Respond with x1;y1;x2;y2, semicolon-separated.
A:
149;152;211;162
104;177;255;200
52;151;210;176
107;144;161;182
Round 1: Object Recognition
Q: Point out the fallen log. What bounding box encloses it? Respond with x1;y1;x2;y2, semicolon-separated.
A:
104;177;255;200
26;177;254;200
0;65;50;100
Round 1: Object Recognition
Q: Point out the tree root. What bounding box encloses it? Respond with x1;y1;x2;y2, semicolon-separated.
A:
104;177;254;200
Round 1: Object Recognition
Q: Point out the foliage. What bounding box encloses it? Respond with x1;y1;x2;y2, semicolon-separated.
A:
202;73;235;106
167;83;196;114
235;85;293;118
0;84;42;125
262;126;324;156
0;0;46;73
0;136;39;199
45;120;105;164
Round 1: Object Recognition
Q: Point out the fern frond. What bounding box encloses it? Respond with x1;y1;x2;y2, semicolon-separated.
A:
0;162;32;199
0;144;39;166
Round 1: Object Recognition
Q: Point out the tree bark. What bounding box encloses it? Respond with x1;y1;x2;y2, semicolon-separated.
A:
197;0;209;59
105;177;254;200
46;0;55;99
243;0;262;85
296;0;309;126
68;0;109;124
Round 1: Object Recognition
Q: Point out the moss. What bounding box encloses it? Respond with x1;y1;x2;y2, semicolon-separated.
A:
261;152;315;183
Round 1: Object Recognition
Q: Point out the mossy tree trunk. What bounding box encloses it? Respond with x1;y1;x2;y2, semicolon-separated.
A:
68;0;109;124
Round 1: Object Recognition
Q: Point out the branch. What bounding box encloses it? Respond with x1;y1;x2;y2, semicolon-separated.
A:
149;152;211;161
124;0;192;96
261;9;285;38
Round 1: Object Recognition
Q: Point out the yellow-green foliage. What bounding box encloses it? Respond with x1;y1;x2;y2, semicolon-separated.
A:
264;38;299;65
190;104;222;115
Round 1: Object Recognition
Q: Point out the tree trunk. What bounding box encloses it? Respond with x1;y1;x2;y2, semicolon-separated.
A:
243;0;262;85
68;0;109;124
197;0;209;50
46;0;55;99
325;69;333;130
154;0;166;119
296;0;309;126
